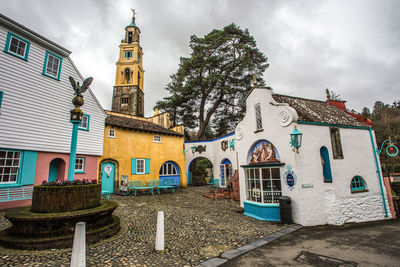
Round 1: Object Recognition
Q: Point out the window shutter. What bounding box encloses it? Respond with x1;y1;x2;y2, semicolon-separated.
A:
20;151;37;185
0;91;3;109
145;158;150;174
131;158;137;174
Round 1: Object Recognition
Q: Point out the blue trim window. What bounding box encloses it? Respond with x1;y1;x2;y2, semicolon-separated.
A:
75;157;85;173
320;146;333;182
350;176;368;193
79;114;90;131
0;150;21;184
4;32;30;61
42;51;62;80
125;51;132;59
0;91;3;110
159;162;177;176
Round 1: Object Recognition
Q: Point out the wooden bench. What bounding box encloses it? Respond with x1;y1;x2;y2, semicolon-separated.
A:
128;180;154;196
148;179;175;194
0;186;33;202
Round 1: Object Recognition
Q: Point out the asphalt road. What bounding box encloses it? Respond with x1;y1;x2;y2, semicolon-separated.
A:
221;220;400;267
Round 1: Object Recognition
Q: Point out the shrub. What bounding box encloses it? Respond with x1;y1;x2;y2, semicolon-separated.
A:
41;179;97;186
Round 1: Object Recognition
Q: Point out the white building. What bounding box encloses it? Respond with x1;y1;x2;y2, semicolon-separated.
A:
235;86;390;226
0;14;106;209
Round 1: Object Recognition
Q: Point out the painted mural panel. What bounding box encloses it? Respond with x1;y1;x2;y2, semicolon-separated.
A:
248;140;280;163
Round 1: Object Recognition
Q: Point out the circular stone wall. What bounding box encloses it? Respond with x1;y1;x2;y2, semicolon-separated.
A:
31;184;101;212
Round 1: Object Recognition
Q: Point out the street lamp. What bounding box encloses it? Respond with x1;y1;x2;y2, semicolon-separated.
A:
290;126;303;153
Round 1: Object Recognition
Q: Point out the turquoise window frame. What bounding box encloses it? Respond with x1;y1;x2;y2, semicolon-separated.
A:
125;51;132;58
42;50;62;80
0;91;3;110
0;149;37;188
350;176;368;193
4;32;30;61
75;157;85;174
320;146;333;182
78;114;90;131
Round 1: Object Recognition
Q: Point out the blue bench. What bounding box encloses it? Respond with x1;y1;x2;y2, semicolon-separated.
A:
128;180;154;196
148;179;175;194
0;186;33;202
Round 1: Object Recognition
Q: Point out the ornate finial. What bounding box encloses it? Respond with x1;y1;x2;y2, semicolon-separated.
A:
154;108;159;116
252;74;258;86
326;88;331;100
131;8;136;19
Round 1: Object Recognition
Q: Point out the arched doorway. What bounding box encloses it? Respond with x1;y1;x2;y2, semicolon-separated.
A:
220;158;233;188
101;162;115;194
159;161;180;186
188;157;213;186
48;158;65;182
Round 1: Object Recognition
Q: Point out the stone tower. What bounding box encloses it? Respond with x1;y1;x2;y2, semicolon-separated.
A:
111;9;144;117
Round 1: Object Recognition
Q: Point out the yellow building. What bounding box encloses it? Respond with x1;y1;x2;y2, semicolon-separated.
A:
98;10;186;193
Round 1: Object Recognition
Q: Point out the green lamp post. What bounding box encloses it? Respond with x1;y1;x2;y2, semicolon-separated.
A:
290;126;303;153
67;76;93;181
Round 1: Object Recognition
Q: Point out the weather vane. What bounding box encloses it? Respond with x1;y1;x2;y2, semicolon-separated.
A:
131;8;136;19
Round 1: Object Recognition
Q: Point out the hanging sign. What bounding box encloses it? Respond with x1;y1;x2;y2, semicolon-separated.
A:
386;145;399;157
284;165;297;190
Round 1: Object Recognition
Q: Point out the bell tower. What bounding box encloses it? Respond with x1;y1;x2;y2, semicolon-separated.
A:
111;9;144;117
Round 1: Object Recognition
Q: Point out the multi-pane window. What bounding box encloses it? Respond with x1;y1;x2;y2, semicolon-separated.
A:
0;150;21;184
153;135;161;143
245;167;281;203
121;97;129;104
159;162;177;176
43;51;62;80
4;32;30;60
79;114;90;131
75;157;85;172
137;159;145;174
255;104;263;130
350;176;367;193
330;127;343;159
108;129;116;137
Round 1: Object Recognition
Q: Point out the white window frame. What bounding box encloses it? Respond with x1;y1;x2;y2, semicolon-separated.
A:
159;162;177;176
136;159;145;174
42;51;62;80
0;150;21;184
108;128;116;138
153;135;161;143
75;157;85;173
244;167;281;204
5;32;30;60
78;114;90;131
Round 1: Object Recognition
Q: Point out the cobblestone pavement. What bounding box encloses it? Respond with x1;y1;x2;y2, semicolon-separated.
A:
0;186;289;266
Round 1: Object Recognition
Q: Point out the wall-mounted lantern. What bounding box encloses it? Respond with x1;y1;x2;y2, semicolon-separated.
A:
191;145;197;154
290;126;303;153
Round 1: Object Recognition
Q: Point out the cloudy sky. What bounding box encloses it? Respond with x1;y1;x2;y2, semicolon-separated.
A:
2;0;399;116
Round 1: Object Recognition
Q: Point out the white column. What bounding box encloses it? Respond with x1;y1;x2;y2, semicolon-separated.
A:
155;211;165;251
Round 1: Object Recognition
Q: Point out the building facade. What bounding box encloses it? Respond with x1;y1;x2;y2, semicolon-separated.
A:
0;14;106;209
99;12;186;193
235;86;391;226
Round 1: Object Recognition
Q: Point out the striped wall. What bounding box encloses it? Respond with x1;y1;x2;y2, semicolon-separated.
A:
0;24;106;156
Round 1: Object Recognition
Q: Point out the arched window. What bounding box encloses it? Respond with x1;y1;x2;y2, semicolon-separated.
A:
159;162;178;176
124;68;131;84
320;146;332;182
350;176;368;193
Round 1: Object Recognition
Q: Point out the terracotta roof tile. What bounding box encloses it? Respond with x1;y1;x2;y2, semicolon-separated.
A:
272;94;370;127
105;115;183;136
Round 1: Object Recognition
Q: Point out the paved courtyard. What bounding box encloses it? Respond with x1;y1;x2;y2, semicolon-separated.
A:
0;186;289;266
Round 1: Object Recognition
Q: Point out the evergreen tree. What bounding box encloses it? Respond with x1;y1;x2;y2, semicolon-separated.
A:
155;23;269;140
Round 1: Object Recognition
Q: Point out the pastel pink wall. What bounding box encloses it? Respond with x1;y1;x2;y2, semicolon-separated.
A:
35;151;98;183
0;199;31;210
383;177;396;219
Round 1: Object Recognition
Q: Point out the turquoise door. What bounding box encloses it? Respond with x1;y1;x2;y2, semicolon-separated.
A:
48;159;58;182
101;163;115;193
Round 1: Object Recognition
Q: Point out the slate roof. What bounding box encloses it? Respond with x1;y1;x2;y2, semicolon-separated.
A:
105;114;183;136
272;94;370;127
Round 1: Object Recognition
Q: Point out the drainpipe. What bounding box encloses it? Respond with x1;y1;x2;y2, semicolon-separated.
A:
369;128;388;218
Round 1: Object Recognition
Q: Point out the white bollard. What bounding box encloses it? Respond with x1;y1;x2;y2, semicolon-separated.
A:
70;222;86;267
155;211;165;251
